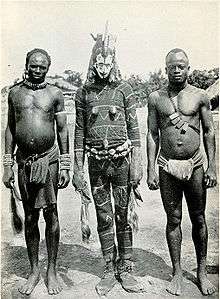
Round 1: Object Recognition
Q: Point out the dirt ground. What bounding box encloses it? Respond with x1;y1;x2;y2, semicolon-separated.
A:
1;108;219;299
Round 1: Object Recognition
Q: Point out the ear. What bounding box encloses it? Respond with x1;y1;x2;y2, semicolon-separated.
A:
165;67;168;75
187;65;190;71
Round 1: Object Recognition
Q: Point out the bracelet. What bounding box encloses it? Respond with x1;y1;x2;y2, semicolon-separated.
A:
3;154;14;167
60;153;71;170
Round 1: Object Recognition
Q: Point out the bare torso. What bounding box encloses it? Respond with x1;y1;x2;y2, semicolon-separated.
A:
155;84;204;159
10;84;59;155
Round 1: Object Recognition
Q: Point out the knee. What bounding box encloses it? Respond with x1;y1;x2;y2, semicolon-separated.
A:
24;213;39;231
97;210;113;232
167;213;182;228
43;205;59;228
190;212;206;228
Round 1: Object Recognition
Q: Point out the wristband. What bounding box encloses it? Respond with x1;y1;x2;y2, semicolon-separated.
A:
3;154;14;167
60;153;71;170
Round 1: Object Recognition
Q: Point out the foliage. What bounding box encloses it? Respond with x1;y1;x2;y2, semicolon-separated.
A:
188;68;219;90
63;70;83;87
126;69;167;107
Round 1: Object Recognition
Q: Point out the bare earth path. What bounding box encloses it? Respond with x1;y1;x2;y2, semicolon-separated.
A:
1;108;218;298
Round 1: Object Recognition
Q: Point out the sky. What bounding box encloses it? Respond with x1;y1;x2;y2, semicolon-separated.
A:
1;1;219;87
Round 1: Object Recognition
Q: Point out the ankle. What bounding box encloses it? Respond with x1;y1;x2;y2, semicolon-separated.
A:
47;266;57;275
172;269;183;276
31;266;40;274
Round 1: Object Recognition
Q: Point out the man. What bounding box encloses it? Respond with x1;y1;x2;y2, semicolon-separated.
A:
73;27;144;296
147;48;217;296
3;48;70;295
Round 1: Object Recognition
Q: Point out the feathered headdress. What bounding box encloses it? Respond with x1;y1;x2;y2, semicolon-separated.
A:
86;21;121;84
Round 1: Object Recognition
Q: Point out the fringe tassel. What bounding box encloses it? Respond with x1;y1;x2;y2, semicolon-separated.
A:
127;185;142;233
10;182;23;234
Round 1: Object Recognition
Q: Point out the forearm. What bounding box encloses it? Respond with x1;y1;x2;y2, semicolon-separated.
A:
147;131;159;173
5;125;16;155
203;130;216;170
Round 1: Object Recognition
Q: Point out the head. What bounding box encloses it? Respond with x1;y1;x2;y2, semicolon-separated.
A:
165;48;190;85
86;32;121;85
94;50;114;79
25;48;51;83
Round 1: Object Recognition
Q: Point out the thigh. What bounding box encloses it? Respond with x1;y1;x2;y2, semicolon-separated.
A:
49;161;59;196
159;167;183;218
184;166;206;217
112;157;130;208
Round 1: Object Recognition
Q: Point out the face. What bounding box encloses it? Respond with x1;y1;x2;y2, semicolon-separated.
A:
27;52;49;83
94;53;113;79
165;52;190;85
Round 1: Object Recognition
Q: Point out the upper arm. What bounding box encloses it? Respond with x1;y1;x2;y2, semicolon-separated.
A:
200;92;214;134
7;90;15;133
147;93;159;135
75;88;86;129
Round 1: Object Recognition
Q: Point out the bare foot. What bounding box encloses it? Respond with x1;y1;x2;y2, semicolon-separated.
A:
198;274;216;295
18;270;40;295
166;274;183;296
47;270;63;295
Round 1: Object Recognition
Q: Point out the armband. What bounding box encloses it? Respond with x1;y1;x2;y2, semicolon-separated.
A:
3;154;14;167
55;111;66;115
60;153;71;170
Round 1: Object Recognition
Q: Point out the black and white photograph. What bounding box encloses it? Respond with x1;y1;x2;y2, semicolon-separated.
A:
1;1;219;298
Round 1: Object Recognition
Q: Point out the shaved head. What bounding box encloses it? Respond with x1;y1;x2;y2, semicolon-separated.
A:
166;48;189;65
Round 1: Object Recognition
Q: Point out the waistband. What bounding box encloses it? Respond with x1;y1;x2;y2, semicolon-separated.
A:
86;139;132;160
16;144;59;166
157;149;204;168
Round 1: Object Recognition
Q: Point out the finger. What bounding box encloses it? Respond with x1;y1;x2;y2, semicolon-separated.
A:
58;176;64;188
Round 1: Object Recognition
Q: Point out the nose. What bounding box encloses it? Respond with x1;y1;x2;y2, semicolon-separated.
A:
174;66;180;73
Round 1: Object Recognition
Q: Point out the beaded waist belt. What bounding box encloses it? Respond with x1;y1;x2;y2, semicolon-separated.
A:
86;140;132;160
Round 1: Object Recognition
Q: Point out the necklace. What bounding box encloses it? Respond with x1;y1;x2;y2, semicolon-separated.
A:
23;79;47;90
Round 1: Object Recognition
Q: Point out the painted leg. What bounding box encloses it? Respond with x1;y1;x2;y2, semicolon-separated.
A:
92;184;117;296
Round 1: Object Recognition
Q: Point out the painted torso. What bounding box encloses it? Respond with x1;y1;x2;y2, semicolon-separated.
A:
84;83;128;148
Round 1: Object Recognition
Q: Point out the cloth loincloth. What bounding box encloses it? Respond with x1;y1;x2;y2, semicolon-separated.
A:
16;145;59;209
157;150;204;181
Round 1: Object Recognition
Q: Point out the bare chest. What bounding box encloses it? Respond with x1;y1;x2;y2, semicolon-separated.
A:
156;91;200;117
13;88;55;114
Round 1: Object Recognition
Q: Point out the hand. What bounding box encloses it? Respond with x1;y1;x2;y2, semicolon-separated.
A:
147;169;159;190
130;147;143;186
58;169;70;189
204;168;217;188
72;170;85;190
2;167;14;189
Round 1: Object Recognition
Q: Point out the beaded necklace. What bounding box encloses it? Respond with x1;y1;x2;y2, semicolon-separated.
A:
23;79;47;90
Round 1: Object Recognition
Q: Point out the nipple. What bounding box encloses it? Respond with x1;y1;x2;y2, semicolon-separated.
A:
109;106;117;120
91;107;99;116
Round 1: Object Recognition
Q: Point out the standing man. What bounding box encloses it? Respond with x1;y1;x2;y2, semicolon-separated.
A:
73;26;144;296
3;48;70;295
147;48;217;296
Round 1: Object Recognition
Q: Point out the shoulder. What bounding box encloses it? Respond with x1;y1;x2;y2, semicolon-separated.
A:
186;84;208;105
8;82;23;101
148;89;162;107
116;81;134;97
47;84;63;97
75;86;88;100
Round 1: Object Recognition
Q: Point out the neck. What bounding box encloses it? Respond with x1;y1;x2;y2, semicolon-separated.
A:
168;81;187;92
